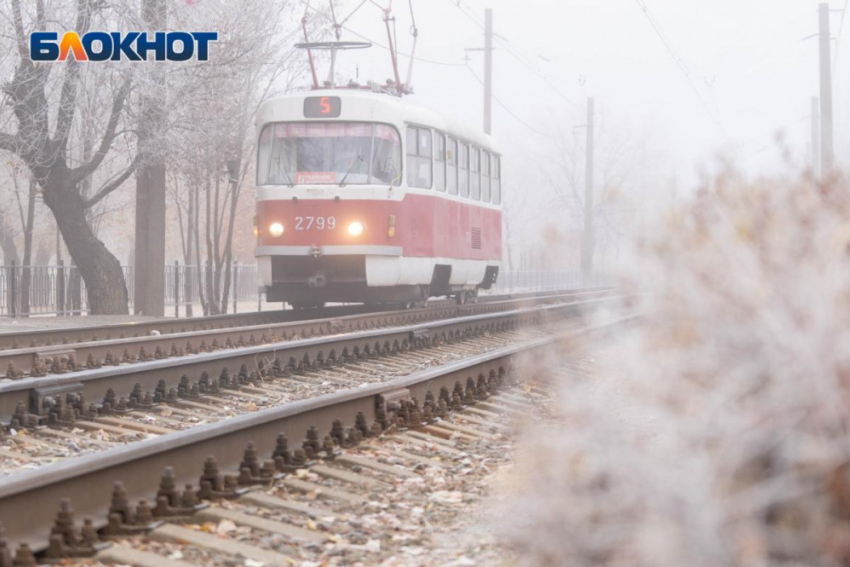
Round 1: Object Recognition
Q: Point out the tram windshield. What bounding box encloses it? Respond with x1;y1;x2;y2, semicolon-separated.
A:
258;122;402;186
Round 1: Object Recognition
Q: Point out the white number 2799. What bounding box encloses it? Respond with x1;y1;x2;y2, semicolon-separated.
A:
295;216;336;231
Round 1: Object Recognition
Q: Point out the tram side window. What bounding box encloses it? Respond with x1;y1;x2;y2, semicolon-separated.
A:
470;147;481;201
492;155;501;204
435;134;446;192
447;138;458;195
481;152;491;203
406;127;432;189
459;143;470;197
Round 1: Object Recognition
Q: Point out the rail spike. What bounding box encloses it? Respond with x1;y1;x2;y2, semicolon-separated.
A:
12;543;36;567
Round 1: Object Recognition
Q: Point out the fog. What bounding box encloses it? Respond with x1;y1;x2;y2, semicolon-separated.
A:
2;1;850;564
347;0;837;180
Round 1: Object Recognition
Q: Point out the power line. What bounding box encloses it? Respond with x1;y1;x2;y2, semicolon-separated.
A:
446;0;579;110
299;0;466;67
465;63;553;138
343;26;466;66
834;0;849;74
632;0;726;136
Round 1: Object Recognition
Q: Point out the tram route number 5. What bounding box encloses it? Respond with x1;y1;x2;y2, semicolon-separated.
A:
303;96;342;118
295;216;336;231
320;97;331;114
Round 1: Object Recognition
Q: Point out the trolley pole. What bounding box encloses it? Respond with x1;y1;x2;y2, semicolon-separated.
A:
484;8;493;135
819;3;835;173
581;98;595;285
812;96;821;178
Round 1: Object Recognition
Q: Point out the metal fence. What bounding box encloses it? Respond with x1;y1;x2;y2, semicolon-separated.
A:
0;264;608;317
492;270;614;293
0;262;261;317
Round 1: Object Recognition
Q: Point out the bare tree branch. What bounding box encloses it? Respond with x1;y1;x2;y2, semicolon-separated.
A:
52;0;96;148
9;0;28;59
70;75;132;184
84;157;138;209
35;0;45;28
0;132;18;153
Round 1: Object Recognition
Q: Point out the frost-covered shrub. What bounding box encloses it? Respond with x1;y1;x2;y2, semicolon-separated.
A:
501;171;850;567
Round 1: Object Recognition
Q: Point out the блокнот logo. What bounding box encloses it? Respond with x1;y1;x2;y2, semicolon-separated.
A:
30;31;219;62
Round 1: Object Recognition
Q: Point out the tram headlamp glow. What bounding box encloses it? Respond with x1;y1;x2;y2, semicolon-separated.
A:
347;221;365;237
269;222;284;237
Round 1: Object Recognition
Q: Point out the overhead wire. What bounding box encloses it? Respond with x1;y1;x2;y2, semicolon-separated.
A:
445;0;579;110
834;0;849;74
465;63;553;138
339;0;370;27
299;0;466;67
632;0;727;136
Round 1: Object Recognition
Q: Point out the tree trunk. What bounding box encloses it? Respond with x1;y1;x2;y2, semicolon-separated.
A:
20;179;36;315
0;220;19;268
41;174;128;315
219;164;243;315
184;185;195;317
204;180;219;315
211;175;222;311
193;184;208;315
0;217;19;316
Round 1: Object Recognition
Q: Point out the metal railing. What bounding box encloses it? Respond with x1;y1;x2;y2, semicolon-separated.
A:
492;270;614;292
0;262;261;317
0;264;609;317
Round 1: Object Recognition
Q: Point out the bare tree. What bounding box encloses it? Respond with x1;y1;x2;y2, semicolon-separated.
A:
166;0;314;314
0;0;136;314
545;120;650;272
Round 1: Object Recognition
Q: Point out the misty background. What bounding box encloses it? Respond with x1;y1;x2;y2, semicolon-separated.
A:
0;0;841;313
331;0;845;271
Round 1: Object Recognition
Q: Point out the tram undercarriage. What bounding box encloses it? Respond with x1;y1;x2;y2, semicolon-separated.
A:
262;255;495;307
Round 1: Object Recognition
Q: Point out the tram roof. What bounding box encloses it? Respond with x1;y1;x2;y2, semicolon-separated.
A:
257;89;501;155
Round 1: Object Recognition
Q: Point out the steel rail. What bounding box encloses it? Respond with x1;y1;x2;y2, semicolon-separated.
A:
0;295;625;423
0;289;613;379
0;288;606;351
0;311;640;552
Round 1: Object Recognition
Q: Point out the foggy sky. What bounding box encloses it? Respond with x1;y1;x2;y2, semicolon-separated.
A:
324;0;845;187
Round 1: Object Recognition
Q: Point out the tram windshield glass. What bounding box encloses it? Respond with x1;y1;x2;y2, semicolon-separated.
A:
258;122;402;186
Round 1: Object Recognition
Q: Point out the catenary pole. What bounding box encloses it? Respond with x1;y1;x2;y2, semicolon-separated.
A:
812;96;822;177
820;3;835;172
581;98;595;284
134;0;167;316
465;9;495;134
484;8;493;134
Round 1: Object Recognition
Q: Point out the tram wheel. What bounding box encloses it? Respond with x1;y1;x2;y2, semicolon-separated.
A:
291;301;325;310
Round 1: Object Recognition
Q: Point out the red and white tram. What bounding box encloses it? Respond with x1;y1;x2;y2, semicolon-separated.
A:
254;90;502;308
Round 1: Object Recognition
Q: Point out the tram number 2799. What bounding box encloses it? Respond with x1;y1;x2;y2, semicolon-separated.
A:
295;216;336;231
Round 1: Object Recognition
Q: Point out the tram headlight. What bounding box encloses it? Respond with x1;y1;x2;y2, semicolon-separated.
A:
347;221;364;237
269;222;284;237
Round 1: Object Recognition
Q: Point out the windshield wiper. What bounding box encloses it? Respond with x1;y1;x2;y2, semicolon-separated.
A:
273;156;295;187
339;155;364;187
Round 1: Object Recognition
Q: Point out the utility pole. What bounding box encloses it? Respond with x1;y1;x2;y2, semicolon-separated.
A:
484;8;493;135
812;96;821;178
581;98;595;284
819;2;835;172
134;0;167;316
465;8;494;134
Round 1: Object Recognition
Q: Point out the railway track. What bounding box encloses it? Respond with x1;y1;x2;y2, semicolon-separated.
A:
0;293;620;428
0;295;637;562
0;289;611;379
9;383;545;567
0;289;602;351
0;320;552;474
